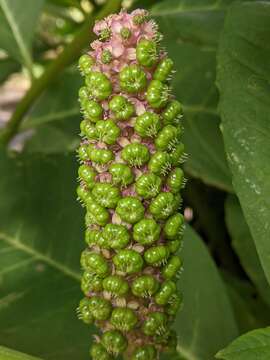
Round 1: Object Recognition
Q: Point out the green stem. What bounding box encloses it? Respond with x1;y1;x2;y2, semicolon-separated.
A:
0;0;121;146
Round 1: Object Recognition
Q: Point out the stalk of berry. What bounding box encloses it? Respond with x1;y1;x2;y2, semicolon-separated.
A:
76;9;186;360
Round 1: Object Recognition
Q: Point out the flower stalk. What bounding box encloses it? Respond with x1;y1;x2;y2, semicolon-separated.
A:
77;9;186;359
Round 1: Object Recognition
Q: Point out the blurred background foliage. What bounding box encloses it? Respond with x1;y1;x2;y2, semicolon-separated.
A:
0;0;270;359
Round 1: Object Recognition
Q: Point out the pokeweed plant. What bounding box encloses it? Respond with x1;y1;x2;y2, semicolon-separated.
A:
76;9;186;359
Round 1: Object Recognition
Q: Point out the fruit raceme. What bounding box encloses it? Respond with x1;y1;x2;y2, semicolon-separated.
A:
77;9;186;360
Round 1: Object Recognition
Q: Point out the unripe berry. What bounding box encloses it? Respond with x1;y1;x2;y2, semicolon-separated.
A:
90;343;112;360
131;345;157;360
101;330;128;355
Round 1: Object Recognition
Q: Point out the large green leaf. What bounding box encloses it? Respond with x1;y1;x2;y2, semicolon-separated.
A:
223;272;270;334
22;69;81;130
216;327;270;360
217;2;270;283
21;69;81;154
151;0;233;191
0;149;92;359
0;0;44;71
0;346;42;360
225;195;270;306
165;226;238;360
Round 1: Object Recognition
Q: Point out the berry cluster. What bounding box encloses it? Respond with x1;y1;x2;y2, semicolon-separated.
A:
77;9;186;360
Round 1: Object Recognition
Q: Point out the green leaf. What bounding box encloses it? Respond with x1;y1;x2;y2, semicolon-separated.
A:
22;69;81;129
151;0;233;192
217;2;270;283
164;226;238;360
222;272;270;334
23;122;80;154
21;69;81;154
216;327;270;360
225;195;270;306
0;346;42;360
0;149;92;359
0;0;44;72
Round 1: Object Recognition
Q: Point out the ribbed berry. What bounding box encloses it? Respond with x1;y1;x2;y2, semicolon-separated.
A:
77;8;186;359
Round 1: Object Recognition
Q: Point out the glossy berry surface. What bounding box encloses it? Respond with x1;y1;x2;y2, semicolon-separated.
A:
77;8;186;360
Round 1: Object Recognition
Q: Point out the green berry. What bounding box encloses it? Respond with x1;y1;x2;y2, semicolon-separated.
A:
101;330;127;355
78;165;96;188
90;343;113;360
136;39;157;67
153;58;174;82
133;218;161;246
78;86;89;106
116;196;144;224
92;183;120;208
121;143;150;167
101;223;130;250
155;125;181;152
146;80;169;109
88;296;112;321
167;167;185;193
149;192;180;220
144;245;170;267
85;196;110;226
131;345;157;360
135;173;162;199
88;145;114;165
95;119;121;145
131;274;159;298
155;280;177;305
164;213;184;239
113;249;144;274
102;275;129;297
110;307;138;332
80;120;96;140
109;95;134;120
162;255;182;279
85;229;101;246
134;111;161;138
166;293;182;316
142;312;168;336
77;144;89;161
77;185;91;203
109;163;134;187
80;250;109;278
170;143;185;165
85;72;112;100
119;64;147;93
82;100;103;122
168;239;182;254
78;54;94;76
77;297;94;324
81;271;103;294
148;151;171;175
162;100;183;125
